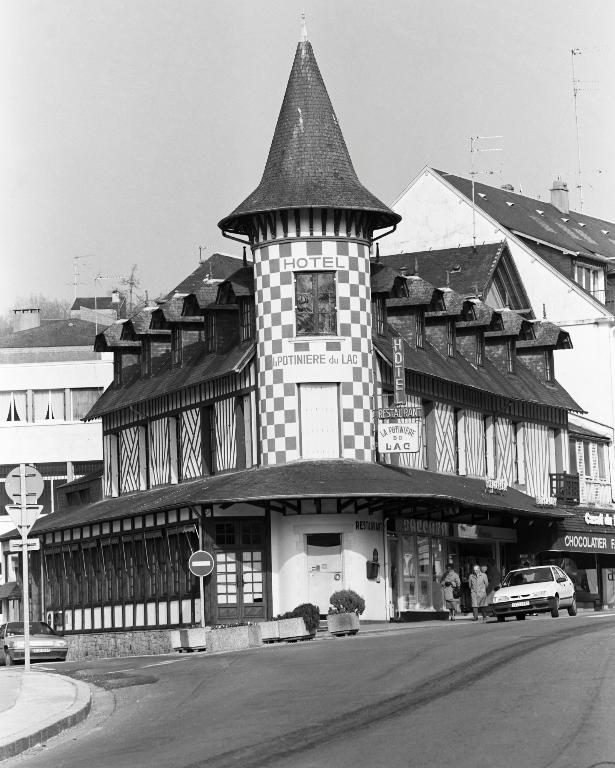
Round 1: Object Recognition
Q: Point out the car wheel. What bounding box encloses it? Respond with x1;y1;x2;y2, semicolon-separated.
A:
551;596;560;618
4;648;13;666
497;615;505;623
567;595;577;616
515;613;526;620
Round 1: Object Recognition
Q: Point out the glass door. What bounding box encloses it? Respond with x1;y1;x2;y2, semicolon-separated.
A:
214;520;267;622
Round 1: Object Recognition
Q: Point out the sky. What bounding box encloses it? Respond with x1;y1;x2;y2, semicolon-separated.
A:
1;0;614;316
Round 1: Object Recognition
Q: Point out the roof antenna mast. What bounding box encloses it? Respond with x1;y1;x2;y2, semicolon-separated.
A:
469;136;503;254
571;48;585;213
300;10;308;42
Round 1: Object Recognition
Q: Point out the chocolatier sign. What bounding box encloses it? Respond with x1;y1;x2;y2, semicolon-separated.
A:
551;510;615;553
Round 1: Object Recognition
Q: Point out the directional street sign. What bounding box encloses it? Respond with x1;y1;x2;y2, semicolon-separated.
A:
5;505;43;536
4;465;44;504
189;550;215;578
9;538;40;552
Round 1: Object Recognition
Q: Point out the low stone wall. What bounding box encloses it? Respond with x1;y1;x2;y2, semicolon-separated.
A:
66;629;173;661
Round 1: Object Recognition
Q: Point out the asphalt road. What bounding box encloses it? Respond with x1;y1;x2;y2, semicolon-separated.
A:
4;613;615;768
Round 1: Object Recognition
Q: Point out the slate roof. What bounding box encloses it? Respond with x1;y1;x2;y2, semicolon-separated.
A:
163;254;244;300
371;262;402;295
219;41;399;235
516;321;572;350
484;309;529;338
381;243;506;296
386;276;443;308
223;266;255;298
85;341;255;420
0;319;99;349
71;296;116;311
457;298;499;329
433;170;615;261
11;460;569;537
94;321;140;352
374;333;583;413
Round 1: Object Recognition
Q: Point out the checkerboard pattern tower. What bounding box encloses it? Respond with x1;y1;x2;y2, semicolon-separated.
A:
219;35;400;466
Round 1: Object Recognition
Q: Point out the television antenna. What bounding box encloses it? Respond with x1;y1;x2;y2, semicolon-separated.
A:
571;48;599;213
470;136;503;252
70;255;93;300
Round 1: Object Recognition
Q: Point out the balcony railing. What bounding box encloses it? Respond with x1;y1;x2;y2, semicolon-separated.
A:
549;472;580;505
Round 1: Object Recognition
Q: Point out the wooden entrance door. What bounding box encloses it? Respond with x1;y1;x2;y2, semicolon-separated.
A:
213;520;267;622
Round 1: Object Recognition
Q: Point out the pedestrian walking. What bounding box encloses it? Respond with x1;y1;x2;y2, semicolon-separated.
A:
469;564;489;621
440;562;461;621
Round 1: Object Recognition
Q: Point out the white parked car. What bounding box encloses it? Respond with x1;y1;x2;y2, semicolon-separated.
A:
1;622;68;665
492;565;576;621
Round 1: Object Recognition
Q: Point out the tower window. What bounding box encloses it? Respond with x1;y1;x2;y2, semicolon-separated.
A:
295;272;337;336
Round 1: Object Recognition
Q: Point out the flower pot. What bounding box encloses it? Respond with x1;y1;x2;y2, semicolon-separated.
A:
171;627;210;651
258;621;281;644
276;617;311;642
327;612;360;636
208;625;261;653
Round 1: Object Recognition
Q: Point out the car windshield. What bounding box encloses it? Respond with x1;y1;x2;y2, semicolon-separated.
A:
503;567;554;587
5;622;57;636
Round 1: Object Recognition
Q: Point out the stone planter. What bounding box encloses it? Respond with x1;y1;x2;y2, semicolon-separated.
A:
170;627;210;652
258;621;281;644
276;617;311;642
207;624;261;653
327;612;360;637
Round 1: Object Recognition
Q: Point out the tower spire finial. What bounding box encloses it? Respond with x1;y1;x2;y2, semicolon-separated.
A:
300;10;308;42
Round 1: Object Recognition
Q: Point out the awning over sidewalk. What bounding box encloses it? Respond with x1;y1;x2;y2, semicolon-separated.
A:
10;461;571;537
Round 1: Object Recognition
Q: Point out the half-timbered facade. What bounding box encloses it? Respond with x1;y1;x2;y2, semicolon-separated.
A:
9;35;599;644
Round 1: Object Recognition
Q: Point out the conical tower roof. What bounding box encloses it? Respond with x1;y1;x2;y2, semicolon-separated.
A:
219;41;400;236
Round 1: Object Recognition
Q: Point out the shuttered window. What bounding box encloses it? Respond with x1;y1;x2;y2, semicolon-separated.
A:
299;383;340;459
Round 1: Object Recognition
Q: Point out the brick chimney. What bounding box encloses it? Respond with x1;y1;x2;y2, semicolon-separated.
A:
550;179;569;214
13;308;41;332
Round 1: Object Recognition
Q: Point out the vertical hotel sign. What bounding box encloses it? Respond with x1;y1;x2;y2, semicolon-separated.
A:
376;337;421;454
393;337;405;405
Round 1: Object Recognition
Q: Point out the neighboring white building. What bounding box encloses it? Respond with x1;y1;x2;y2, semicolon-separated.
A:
0;311;113;619
384;167;615;504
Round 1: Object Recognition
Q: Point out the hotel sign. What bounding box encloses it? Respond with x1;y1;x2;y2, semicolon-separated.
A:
392;337;405;404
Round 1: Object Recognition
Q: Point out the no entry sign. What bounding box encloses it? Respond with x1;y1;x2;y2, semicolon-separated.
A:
189;550;215;578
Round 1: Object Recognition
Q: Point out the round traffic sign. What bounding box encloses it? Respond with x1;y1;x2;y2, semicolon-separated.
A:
189;549;215;578
4;465;44;504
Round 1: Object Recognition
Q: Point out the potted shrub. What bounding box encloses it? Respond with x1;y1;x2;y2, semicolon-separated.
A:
327;589;365;636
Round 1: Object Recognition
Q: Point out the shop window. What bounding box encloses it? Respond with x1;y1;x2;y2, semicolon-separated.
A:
241;521;263;547
295;272;336;336
597;443;608;480
215;522;235;546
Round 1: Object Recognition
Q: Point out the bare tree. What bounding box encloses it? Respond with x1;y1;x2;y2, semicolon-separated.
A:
119;264;145;313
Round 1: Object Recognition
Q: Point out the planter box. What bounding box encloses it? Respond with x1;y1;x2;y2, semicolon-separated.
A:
327;613;360;636
170;627;210;651
276;617;311;642
207;624;261;653
258;621;281;644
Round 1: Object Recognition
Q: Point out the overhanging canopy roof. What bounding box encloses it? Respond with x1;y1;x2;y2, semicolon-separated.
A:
17;461;570;537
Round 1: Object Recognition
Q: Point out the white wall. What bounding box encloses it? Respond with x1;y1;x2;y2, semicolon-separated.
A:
1;357;112;390
0;421;104;464
270;512;387;620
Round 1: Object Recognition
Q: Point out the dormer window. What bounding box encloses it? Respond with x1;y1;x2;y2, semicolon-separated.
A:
240;298;255;342
372;295;386;336
477;331;485;366
171;328;183;366
447;320;455;357
507;339;516;373
416;310;425;349
141;339;152;376
545;350;554;382
206;312;217;354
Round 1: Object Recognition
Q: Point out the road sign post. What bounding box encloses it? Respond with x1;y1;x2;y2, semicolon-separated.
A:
4;464;44;673
189;548;215;629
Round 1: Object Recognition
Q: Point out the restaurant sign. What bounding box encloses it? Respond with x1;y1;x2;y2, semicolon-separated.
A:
377;422;420;454
551;533;615;554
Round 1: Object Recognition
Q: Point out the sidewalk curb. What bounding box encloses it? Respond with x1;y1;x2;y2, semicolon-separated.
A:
0;674;92;762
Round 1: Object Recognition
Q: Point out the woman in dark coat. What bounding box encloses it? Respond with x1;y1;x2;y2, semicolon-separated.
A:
440;563;461;621
469;563;490;621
